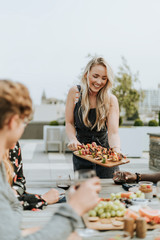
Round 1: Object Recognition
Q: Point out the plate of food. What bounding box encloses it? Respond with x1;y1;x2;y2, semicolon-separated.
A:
83;199;126;230
129;185;157;197
83;198;160;230
74;142;129;168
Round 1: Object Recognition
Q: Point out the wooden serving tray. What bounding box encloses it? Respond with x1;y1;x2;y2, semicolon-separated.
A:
74;151;130;168
83;214;160;230
83;214;124;230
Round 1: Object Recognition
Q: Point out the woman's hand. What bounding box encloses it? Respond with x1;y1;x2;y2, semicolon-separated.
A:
68;177;101;216
67;139;81;151
42;188;59;204
113;171;137;183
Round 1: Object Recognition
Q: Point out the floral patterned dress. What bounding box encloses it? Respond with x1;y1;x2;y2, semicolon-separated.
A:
9;142;47;211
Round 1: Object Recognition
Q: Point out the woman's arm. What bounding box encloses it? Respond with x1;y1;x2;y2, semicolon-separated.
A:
11;142;26;195
65;86;81;151
0;172;100;240
113;171;160;184
21;178;100;240
107;94;121;152
0;190;79;240
140;172;160;183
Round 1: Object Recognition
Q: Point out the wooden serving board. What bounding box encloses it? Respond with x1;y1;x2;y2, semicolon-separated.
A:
83;214;160;230
74;151;130;168
83;214;124;230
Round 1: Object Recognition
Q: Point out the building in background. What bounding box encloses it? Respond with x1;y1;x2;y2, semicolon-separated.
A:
36;87;160;123
32;90;65;123
41;90;64;105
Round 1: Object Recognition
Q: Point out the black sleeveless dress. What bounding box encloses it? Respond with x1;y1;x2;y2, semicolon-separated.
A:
73;85;119;178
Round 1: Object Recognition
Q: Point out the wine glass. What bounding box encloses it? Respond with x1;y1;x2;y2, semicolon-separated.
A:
74;169;96;188
113;171;126;184
56;175;72;198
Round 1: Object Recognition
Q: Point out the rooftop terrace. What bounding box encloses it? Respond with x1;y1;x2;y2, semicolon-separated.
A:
20;139;158;235
20;139;156;187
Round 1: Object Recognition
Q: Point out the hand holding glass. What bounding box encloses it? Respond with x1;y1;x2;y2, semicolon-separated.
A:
74;169;96;189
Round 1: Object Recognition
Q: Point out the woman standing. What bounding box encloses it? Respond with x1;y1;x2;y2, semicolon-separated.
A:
65;57;121;178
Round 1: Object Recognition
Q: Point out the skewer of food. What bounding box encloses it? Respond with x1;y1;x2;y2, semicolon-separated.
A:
77;142;126;164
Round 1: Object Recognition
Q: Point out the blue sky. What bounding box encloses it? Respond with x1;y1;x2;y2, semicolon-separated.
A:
0;0;160;104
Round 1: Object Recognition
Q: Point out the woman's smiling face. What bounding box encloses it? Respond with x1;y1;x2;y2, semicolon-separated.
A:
88;64;108;94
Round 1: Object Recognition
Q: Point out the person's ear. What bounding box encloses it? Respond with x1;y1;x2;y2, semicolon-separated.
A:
8;114;19;130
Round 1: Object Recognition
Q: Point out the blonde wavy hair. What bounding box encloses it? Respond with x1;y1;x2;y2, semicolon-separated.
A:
80;57;114;131
3;150;14;186
0;80;33;129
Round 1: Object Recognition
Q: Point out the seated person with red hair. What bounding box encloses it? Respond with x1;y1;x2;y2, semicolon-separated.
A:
0;79;101;239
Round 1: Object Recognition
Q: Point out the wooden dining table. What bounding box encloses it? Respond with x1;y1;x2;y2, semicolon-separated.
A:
22;179;160;239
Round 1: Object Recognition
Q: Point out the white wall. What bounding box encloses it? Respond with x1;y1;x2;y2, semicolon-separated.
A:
43;125;160;157
33;104;65;122
119;127;160;157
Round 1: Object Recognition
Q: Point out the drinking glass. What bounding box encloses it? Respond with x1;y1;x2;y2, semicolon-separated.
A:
139;181;153;199
75;169;96;179
56;175;72;198
74;169;96;188
113;171;126;184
